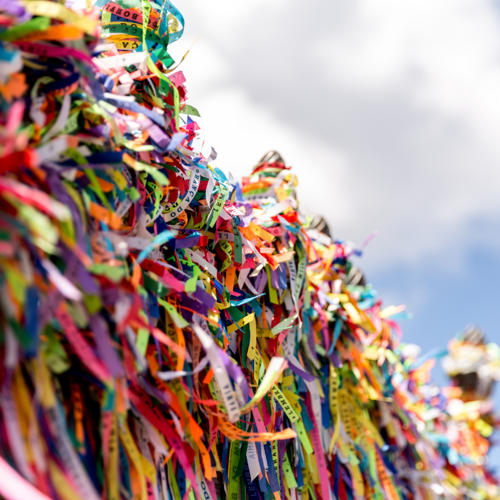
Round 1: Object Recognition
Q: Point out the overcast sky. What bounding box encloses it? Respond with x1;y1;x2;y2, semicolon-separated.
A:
170;0;500;465
171;0;500;270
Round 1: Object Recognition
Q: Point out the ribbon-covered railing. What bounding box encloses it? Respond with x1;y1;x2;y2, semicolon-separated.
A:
0;1;498;500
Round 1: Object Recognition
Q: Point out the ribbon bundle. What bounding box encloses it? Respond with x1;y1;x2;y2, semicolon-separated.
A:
0;1;498;500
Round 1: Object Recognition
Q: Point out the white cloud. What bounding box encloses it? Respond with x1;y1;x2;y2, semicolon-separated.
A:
171;0;500;273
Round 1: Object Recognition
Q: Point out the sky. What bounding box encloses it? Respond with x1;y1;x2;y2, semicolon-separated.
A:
168;0;500;466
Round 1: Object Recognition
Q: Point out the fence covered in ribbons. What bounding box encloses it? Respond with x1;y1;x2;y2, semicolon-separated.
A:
0;1;498;500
